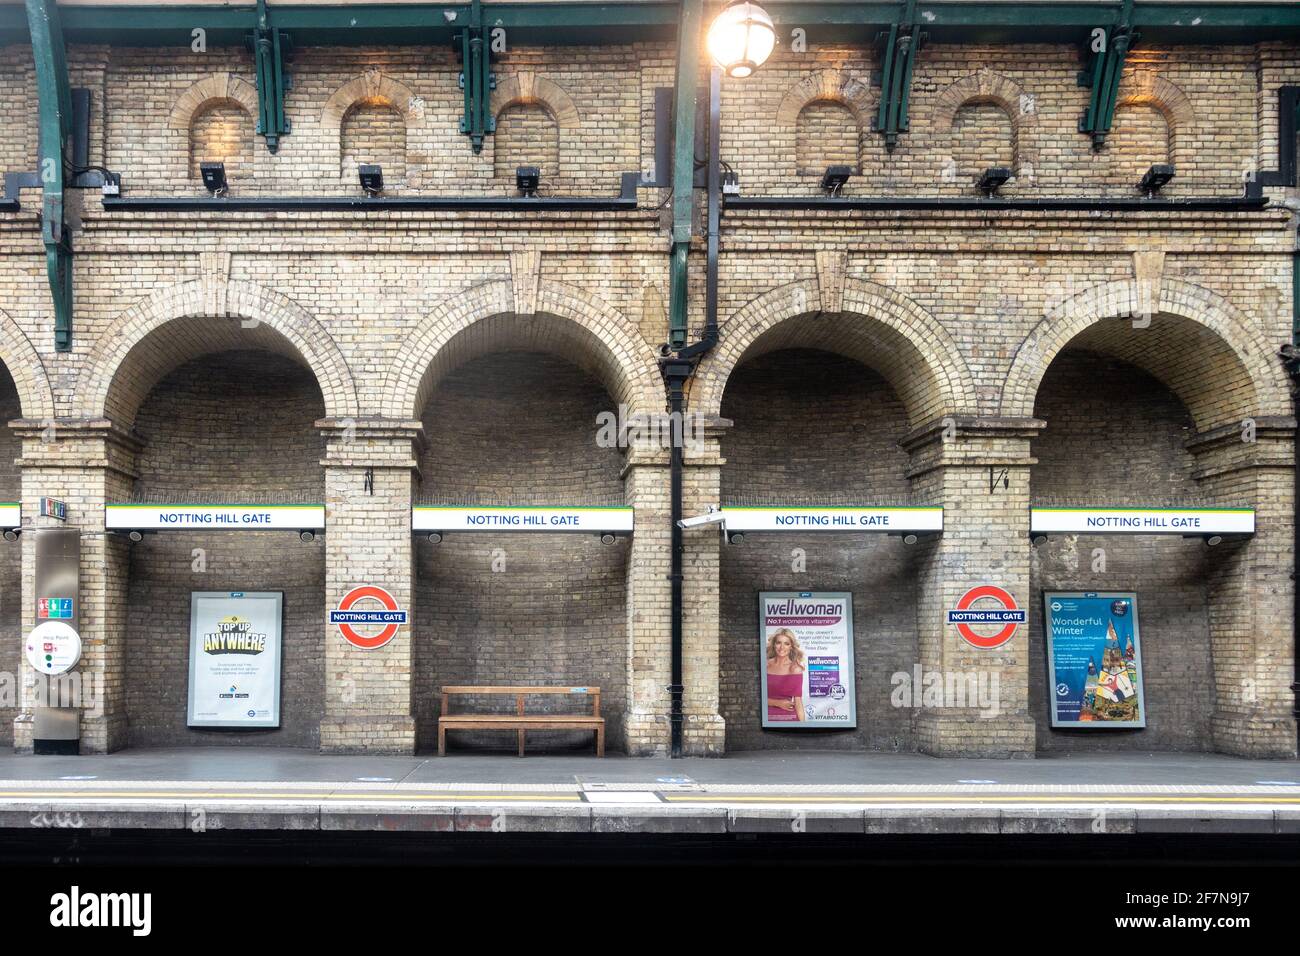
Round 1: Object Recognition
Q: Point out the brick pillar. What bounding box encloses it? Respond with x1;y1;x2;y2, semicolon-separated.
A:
681;422;728;755
318;418;422;755
11;419;137;754
902;417;1041;757
1190;420;1298;758
622;437;671;755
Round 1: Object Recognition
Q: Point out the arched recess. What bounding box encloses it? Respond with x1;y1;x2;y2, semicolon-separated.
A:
80;279;359;426
382;278;662;420
1001;278;1287;432
0;306;55;421
933;70;1035;179
491;73;580;183
167;73;259;182
1112;72;1194;170
694;277;977;429
321;71;422;182
777;70;874;179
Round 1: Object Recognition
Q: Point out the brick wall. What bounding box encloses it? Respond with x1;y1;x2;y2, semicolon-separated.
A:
414;352;628;751
125;351;326;747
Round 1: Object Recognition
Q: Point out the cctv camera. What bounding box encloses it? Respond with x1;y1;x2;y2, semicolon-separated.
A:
676;507;726;530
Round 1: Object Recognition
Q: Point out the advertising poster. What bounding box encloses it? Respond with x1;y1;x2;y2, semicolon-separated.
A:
1044;591;1145;729
187;591;283;728
759;591;855;728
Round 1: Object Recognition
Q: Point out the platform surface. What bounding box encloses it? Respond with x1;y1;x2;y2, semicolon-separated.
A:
1;748;1298;835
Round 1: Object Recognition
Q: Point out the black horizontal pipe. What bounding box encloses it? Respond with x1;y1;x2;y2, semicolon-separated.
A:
724;189;1269;214
101;194;638;213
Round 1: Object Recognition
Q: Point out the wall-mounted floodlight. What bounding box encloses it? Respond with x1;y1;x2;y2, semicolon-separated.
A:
820;165;852;195
127;530;144;543
726;531;745;545
200;162;227;196
1031;534;1049;547
359;164;384;196
427;532;443;543
600;533;617;545
2;529;18;542
706;1;776;79
977;166;1012;196
516;166;540;197
1138;163;1175;196
678;506;725;530
902;534;918;545
1204;534;1223;547
299;530;316;543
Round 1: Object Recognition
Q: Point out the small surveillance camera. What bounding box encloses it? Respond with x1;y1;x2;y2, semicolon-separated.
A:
677;507;725;530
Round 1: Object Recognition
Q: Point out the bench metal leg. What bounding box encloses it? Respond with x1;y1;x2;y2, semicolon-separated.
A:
517;729;525;758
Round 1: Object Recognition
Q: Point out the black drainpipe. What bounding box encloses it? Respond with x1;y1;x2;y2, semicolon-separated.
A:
664;65;722;757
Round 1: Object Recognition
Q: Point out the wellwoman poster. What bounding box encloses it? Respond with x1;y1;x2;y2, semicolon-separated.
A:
759;591;855;728
1044;591;1145;728
187;591;283;728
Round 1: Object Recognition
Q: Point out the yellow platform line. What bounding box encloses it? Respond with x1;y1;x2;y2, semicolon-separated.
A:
664;794;1300;805
0;790;580;802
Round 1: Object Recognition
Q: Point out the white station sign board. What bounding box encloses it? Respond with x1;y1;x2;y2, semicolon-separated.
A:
25;620;82;675
413;506;634;533
722;506;943;533
1030;507;1255;536
0;502;19;529
106;504;326;531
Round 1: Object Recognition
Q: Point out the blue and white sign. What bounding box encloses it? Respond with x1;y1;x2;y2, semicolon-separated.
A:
413;506;633;533
1031;507;1253;536
723;506;942;533
107;504;325;531
1044;592;1146;729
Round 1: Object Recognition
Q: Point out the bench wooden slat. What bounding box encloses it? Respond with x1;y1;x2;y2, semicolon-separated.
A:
437;684;605;757
441;686;599;695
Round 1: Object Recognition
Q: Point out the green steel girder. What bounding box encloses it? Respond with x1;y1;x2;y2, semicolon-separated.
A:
667;0;701;351
456;0;496;154
3;3;1299;51
874;0;921;151
25;0;73;352
1078;0;1135;148
251;0;291;152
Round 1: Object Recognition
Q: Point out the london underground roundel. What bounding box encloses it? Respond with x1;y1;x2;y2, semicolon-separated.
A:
330;585;408;649
946;584;1026;649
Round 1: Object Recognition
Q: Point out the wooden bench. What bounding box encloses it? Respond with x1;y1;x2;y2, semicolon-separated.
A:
437;685;604;757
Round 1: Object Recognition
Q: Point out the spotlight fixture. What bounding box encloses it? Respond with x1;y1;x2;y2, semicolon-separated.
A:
726;531;745;545
976;166;1013;196
127;530;144;543
515;166;540;197
199;162;227;196
820;165;852;195
359;164;384;196
1205;534;1224;547
1138;163;1175;196
1031;535;1048;547
706;1;776;79
299;530;316;543
902;533;918;545
600;533;617;545
427;532;443;543
2;528;18;542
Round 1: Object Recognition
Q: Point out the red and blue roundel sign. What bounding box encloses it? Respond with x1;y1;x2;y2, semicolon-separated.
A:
946;584;1026;649
330;585;407;649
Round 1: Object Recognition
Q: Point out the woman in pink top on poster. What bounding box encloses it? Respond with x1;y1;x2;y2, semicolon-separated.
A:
766;628;806;722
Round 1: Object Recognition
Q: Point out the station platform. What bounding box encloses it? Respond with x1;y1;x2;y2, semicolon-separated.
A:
1;747;1299;836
